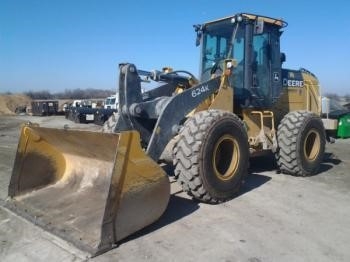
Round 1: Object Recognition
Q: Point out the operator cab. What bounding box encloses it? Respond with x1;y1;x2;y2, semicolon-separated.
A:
196;13;287;109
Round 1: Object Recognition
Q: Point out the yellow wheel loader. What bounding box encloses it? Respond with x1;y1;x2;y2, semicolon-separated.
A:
7;13;328;256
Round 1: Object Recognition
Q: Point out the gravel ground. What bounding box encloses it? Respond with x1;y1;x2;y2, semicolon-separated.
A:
0;115;350;262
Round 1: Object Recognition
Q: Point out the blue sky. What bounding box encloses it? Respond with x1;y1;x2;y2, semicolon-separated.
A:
1;0;349;95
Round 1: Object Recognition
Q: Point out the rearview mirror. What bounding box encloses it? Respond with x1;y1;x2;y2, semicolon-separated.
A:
280;52;286;63
194;24;203;46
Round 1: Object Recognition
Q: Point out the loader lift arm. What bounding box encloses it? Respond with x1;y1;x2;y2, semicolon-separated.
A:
116;63;222;161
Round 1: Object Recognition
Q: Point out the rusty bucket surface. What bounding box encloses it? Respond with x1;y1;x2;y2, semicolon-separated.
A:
6;124;170;256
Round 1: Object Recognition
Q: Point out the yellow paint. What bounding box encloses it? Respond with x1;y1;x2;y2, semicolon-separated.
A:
208;76;234;112
273;73;321;123
11;126;168;197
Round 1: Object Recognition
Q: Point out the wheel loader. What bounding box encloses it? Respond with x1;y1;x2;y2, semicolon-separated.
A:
6;13;328;256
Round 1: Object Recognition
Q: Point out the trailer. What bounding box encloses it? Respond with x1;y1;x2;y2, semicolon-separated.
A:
31;100;59;116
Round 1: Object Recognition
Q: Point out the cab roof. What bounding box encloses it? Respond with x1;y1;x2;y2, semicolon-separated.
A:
204;13;288;28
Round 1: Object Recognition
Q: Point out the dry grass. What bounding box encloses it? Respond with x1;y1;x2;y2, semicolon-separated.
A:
0;94;32;115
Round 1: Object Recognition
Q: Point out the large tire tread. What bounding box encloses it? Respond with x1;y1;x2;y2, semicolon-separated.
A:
173;110;248;204
276;110;325;176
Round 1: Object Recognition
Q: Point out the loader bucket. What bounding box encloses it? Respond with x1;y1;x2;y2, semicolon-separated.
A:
6;124;170;256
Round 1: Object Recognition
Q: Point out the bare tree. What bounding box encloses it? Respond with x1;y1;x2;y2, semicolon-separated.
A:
344;94;350;102
24;88;114;100
323;93;340;101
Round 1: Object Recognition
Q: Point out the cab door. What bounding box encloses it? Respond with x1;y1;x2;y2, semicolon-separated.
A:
252;25;282;106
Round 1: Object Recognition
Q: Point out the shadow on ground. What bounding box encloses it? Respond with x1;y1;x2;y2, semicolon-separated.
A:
238;154;275;197
249;152;277;172
248;151;342;177
124;151;342;244
120;157;276;244
119;192;199;245
240;173;271;196
318;152;342;174
120;172;272;246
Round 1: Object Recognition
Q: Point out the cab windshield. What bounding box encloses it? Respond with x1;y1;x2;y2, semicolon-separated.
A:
200;19;245;91
200;17;281;108
106;98;116;105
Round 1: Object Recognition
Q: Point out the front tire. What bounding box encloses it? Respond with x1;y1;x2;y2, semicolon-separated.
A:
276;110;326;176
173;110;249;203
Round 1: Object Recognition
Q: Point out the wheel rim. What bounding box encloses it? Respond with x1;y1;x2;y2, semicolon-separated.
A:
212;135;239;181
303;129;321;161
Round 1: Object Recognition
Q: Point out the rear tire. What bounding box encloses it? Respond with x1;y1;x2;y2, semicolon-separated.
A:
276;110;326;176
173;110;249;203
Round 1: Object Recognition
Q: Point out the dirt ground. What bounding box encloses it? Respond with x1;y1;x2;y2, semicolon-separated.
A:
1;115;350;262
